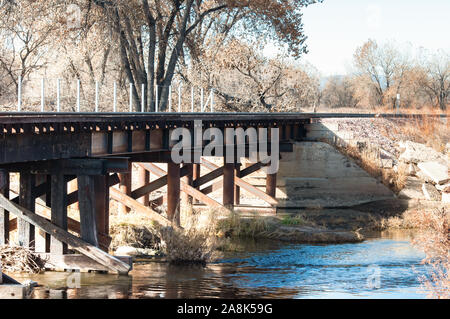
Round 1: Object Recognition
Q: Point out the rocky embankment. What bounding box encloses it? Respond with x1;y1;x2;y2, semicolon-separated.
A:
397;141;449;204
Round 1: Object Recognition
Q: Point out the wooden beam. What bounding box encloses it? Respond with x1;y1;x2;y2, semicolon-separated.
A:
118;162;132;214
109;187;172;227
34;253;133;273
266;173;277;198
9;210;111;250
77;175;98;247
223;163;235;207
167;162;180;225
0;170;9;245
181;164;193;205
66;173;120;206
131;175;167;200
0;193;130;274
137;165;150;206
192;166;223;188
50;173;68;255
235;164;241;205
138;163;226;209
1;158;129;175
94;175;110;252
18;173;35;249
201;159;278;206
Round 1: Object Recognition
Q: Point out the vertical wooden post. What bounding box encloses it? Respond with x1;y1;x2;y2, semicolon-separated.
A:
223;163;235;208
137;165;149;206
0;170;9;245
167;162;180;226
77;175;98;247
35;174;50;253
181;163;193;205
18;173;35;249
192;163;201;204
266;173;277;198
118;162;132;214
285;125;292;141
50;174;68;255
234;164;241;205
293;124;301;141
94;175;109;252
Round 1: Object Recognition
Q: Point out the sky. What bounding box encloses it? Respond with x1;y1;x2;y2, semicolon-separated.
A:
298;0;450;76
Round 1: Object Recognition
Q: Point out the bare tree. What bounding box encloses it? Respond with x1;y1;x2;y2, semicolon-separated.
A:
418;50;450;111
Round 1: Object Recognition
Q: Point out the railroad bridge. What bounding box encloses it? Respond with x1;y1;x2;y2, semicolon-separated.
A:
0;112;429;275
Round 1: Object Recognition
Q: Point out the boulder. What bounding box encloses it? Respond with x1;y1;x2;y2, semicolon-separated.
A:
417;162;449;185
422;183;441;201
436;183;450;192
398;177;426;200
399;141;447;164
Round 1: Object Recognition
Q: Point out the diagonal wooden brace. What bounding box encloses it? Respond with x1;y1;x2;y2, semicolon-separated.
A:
0;193;130;275
200;159;278;206
137;163;227;210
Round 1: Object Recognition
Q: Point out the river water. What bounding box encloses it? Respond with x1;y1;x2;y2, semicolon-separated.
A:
14;230;429;299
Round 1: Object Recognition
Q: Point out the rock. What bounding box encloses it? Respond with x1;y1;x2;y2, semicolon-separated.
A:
381;159;393;168
398;177;426;200
417;162;449;185
399;141;447;164
436;183;450;192
407;163;417;176
422;183;441;201
443;193;450;204
115;246;139;256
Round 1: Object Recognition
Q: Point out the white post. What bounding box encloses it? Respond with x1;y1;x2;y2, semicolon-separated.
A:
129;83;133;112
141;83;145;112
168;85;172;112
56;78;61;112
178;85;182;112
210;89;214;112
200;88;204;112
76;79;81;112
41;78;45;112
17;75;22;111
113;82;117;112
95;81;99;112
191;86;194;112
155;84;159;112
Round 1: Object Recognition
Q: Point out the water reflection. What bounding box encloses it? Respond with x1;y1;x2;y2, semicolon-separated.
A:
12;231;428;299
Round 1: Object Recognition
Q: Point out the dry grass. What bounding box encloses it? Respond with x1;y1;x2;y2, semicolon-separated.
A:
0;245;46;274
157;208;222;264
335;143;407;194
216;212;276;238
411;208;449;299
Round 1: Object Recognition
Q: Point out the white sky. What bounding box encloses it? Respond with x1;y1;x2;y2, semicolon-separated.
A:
300;0;450;76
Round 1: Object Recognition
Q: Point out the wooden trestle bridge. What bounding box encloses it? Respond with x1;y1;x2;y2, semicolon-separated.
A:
0;112;437;275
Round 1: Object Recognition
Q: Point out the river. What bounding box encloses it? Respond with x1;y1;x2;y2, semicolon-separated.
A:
13;230;428;299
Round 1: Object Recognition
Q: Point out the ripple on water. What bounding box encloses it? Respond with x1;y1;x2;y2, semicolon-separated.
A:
13;233;428;299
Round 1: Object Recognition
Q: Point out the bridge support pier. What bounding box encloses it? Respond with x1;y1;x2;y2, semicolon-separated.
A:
192;163;201;204
181;163;193;206
18;173;36;249
234;164;241;205
167;162;181;226
223;163;235;208
118;162;132;214
266;172;277;198
137;165;150;206
0;169;9;245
